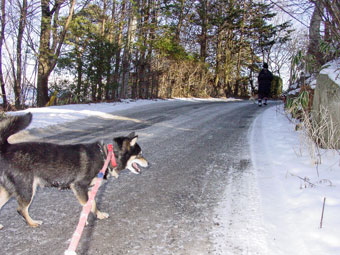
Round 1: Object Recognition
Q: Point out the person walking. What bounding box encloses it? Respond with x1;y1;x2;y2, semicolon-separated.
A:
257;62;273;106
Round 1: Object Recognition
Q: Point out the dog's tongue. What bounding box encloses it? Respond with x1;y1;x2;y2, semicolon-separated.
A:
133;162;141;173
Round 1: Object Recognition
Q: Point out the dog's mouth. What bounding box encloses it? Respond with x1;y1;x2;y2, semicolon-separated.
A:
127;157;148;174
132;162;141;173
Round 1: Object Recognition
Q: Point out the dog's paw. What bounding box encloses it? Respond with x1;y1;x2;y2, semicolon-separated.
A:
97;211;109;220
110;169;119;179
29;220;43;228
0;224;3;230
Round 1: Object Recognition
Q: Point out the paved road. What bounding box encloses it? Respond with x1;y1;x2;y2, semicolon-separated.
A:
1;100;270;255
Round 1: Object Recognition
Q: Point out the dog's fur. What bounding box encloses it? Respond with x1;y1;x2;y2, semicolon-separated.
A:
0;113;148;229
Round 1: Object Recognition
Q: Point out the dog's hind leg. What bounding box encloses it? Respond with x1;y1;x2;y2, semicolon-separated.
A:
0;186;11;230
16;178;42;227
17;200;43;227
70;182;109;220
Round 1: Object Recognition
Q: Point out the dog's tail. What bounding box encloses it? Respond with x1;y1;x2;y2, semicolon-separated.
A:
0;112;32;146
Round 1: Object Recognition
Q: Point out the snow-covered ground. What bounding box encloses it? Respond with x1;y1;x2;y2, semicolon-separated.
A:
251;104;340;255
7;98;340;254
8;98;240;129
8;99;167;129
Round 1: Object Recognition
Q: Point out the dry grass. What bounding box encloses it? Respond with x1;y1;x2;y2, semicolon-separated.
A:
286;97;340;177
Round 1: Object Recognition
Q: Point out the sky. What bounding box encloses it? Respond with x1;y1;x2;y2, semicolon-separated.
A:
270;0;312;91
7;96;340;254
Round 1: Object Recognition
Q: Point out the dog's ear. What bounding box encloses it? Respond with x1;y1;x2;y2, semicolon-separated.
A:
130;135;138;146
127;132;138;146
127;132;136;139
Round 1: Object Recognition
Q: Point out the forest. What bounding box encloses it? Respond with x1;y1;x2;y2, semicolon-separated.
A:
0;0;339;109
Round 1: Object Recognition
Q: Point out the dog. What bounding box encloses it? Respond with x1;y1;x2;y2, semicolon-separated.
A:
0;112;148;229
249;93;258;104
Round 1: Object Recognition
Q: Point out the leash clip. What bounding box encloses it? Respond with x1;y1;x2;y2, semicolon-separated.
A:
107;144;113;152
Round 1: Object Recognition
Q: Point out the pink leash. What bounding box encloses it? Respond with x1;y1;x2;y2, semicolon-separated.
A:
65;144;116;255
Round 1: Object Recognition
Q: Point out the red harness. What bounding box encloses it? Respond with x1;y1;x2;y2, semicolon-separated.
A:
107;144;117;168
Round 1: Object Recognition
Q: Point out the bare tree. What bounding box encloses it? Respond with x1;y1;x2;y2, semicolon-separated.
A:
120;1;136;99
0;0;7;108
36;0;76;107
112;0;126;99
318;0;340;45
13;0;28;109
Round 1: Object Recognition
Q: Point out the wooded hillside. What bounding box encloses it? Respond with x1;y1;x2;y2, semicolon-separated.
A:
4;0;337;108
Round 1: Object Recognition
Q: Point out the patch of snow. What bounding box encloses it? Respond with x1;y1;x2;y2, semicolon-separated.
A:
288;88;300;95
320;58;340;87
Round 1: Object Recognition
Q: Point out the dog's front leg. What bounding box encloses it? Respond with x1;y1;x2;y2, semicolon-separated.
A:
71;183;109;221
87;178;109;219
91;200;109;220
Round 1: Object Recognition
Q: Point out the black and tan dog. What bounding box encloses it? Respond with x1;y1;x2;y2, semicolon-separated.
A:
0;113;148;229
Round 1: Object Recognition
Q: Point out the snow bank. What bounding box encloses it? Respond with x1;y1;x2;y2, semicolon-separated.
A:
8;98;239;130
251;105;340;255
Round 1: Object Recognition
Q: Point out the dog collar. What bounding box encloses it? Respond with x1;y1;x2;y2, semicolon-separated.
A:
98;143;119;178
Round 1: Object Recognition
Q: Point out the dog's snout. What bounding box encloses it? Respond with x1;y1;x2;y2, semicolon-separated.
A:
144;159;150;168
141;158;149;168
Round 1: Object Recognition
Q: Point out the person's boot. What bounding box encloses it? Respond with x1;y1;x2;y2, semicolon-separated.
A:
258;99;262;107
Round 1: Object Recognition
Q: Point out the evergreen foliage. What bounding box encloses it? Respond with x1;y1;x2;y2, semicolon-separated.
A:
271;75;282;99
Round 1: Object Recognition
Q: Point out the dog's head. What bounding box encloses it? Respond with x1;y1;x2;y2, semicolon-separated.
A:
113;132;148;174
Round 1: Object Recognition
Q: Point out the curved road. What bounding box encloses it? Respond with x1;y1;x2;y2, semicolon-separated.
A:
1;100;271;255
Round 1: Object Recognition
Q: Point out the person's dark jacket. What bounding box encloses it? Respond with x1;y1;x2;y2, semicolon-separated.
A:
258;68;273;97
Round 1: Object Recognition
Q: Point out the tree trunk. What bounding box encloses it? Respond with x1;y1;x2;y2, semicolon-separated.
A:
308;1;323;67
198;0;208;61
75;37;83;99
214;25;223;97
148;0;157;98
319;0;340;41
113;0;126;99
136;0;151;99
0;0;8;108
234;0;247;97
37;0;76;107
105;0;116;100
37;0;52;107
174;0;186;43
14;0;28;109
121;3;136;99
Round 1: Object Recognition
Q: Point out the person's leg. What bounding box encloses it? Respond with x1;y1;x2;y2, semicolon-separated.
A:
264;89;269;105
258;94;262;106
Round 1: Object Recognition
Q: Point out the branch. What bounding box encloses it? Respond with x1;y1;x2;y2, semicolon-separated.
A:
49;0;77;75
320;197;326;228
268;0;309;28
